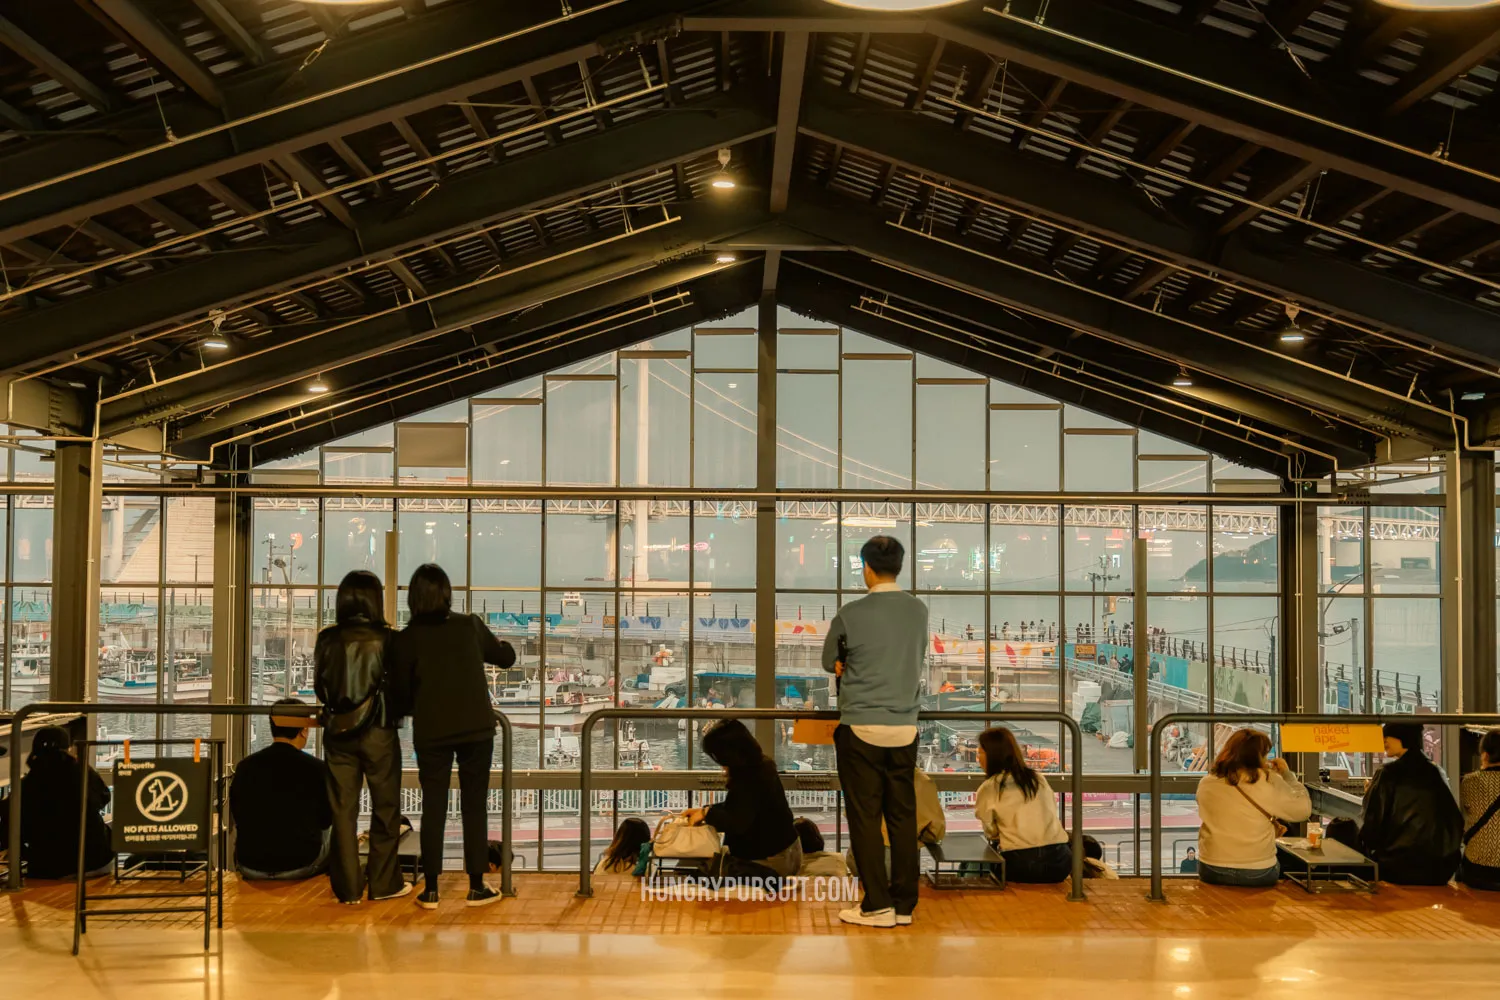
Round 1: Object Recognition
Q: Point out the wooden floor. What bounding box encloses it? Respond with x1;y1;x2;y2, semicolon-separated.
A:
4;871;1500;940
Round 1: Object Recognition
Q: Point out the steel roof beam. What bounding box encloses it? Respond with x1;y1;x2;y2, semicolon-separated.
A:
1383;12;1500;117
102;198;771;435
796;85;1500;364
0;97;776;373
0;13;114;113
186;0;265;66
768;31;810;214
92;0;227;109
0;0;699;247
686;0;1500;224
779;185;1455;442
232;264;761;466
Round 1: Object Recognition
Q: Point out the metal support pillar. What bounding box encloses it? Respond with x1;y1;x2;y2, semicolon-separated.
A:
210;493;252;760
1132;532;1148;773
51;441;103;706
1452;452;1496;714
754;289;778;751
1286;490;1322;780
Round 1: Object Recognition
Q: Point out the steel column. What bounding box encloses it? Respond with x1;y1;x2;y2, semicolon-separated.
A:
50;441;104;704
210;493;252;760
755;290;779;750
1455;452;1497;713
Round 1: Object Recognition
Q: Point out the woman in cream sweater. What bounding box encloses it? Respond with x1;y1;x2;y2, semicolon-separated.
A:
1195;728;1310;887
973;727;1072;883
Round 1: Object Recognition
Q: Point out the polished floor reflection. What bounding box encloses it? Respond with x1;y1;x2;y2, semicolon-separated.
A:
4;876;1500;997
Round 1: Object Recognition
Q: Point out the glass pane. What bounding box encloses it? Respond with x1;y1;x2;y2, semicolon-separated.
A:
694;332;756;368
1138;459;1207;493
1063;506;1132;592
778;373;838;488
323;449;393;485
842;504;913;591
1064;434;1134;491
533;592;617;770
13;439;53;483
248;588;321;752
1212;596;1278;713
98;590;159;713
694;374;756;488
1370;506;1440;594
545;377;615;486
1372;597;1439;711
100;496;160;584
161;588;213;746
1318;506;1364;592
620;503;690;589
842;358;912;490
989;595;1062;709
324;499;392;583
1212;506;1279;593
398;501;468;585
923;592;985;696
1064;594;1134;773
778;330;838;369
472;395;542;486
914;505;985;591
621;357;690;487
916;383;984;490
990;506;1059;591
471;508;541;588
8;586;51;710
1143;506;1205;593
545;501;616;587
252;501;318;585
1148;595;1208;770
13;497;54;583
1319;595;1364;715
165;497;215;585
990;408;1059;491
694;500;755;590
775;501;837;590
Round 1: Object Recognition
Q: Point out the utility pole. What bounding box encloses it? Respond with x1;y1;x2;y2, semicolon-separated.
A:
1084;554;1120;641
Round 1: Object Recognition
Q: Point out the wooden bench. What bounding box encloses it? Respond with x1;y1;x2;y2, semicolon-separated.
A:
925;832;1006;890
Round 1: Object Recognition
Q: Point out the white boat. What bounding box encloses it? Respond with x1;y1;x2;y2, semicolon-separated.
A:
493;678;611;730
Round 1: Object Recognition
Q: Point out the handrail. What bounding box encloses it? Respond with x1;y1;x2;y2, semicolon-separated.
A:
577;708;1086;902
1147;711;1500;901
6;702;515;899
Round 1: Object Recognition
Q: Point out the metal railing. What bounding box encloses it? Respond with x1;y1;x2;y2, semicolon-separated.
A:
577;708;1086;901
4;702;516;897
1148;711;1500;901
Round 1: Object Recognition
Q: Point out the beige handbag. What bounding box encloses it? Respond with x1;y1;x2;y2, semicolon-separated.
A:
652;815;722;858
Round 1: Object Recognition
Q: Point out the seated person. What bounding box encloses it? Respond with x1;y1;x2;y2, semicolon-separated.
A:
20;726;113;879
1082;835;1119;879
1179;846;1198;874
795;817;850;877
1459;728;1500;890
1359;722;1462;885
229;700;332;880
593;818;651;879
974;726;1072;883
680;720;800;882
843;768;944;878
1324;817;1359;850
1195;728;1309;887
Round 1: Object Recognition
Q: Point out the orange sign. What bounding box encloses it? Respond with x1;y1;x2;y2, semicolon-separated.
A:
790;719;839;745
1282;724;1384;754
1075;643;1098;658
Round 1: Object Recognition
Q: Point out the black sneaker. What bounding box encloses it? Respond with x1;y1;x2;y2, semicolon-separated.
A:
466;885;502;908
416;889;440;910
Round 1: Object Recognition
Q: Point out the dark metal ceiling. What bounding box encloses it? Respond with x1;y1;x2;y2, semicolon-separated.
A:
2;0;1500;481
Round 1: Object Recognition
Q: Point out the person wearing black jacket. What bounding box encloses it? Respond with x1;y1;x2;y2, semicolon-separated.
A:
681;720;801;883
388;563;516;909
19;726;113;879
313;570;407;904
1358;722;1463;885
229;698;332;880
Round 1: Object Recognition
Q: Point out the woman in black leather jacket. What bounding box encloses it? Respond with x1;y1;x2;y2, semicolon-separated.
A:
313;570;407;904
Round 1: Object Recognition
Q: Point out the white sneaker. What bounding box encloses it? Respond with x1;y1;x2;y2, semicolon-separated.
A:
896;914;913;926
838;906;897;928
373;883;412;901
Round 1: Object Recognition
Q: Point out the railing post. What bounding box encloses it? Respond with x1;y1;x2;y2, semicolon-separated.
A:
496;711;515;897
577;708;603;897
1066;715;1084;902
1148;714;1166;901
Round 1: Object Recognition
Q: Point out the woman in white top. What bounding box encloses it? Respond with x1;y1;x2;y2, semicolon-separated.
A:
592;817;651;880
1195;728;1310;887
973;727;1072;883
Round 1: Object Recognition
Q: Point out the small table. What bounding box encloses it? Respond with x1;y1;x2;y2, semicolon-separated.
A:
1275;837;1378;894
925;832;1006;890
359;828;422;885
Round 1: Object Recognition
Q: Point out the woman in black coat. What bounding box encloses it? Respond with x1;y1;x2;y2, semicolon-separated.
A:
20;726;113;879
681;720;800;882
389;563;516;909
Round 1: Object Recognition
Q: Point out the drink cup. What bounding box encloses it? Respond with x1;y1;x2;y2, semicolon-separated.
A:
1306;825;1323;849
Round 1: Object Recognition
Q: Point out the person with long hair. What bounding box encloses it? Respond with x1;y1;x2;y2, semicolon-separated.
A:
973;726;1071;883
314;570;407;904
593;817;651;878
681;720;800;882
19;725;113;879
389;563;516;909
1460;728;1500;890
1195;728;1309;887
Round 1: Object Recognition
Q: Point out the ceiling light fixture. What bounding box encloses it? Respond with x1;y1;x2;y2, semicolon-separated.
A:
823;0;969;8
1373;0;1500;10
1278;329;1306;344
1172;369;1194;388
307;378;330;394
715;252;738;264
201;338;229;351
711;148;736;190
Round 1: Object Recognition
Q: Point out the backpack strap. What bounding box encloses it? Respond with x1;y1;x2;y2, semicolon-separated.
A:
1465;790;1500;844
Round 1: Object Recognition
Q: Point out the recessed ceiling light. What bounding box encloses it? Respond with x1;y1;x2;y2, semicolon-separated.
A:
201;338;229;351
307;378;330;394
715;252;737;264
1462;391;1486;401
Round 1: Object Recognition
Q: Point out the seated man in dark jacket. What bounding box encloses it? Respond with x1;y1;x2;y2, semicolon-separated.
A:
230;699;332;880
1358;722;1463;885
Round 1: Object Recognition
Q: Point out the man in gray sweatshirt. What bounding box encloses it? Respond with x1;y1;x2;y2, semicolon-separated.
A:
822;535;927;927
